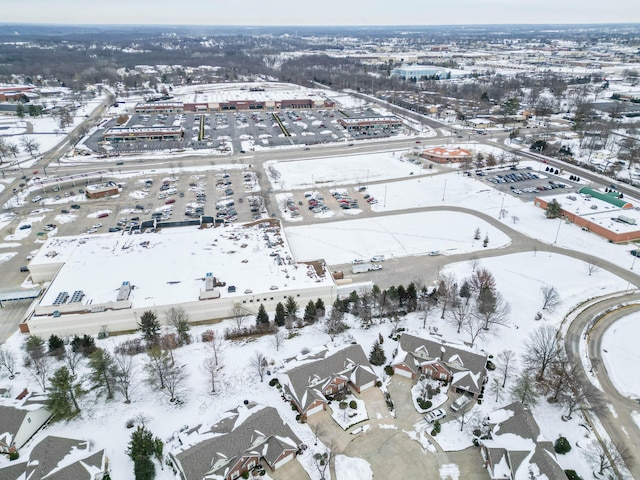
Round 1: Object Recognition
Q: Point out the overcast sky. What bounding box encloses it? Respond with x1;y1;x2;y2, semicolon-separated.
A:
1;0;638;25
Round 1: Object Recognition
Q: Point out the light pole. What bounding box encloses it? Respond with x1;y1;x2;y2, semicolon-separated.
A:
383;185;388;208
553;217;563;245
442;179;447;201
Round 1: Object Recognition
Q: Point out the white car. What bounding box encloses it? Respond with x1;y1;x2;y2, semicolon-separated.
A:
369;264;382;271
352;259;365;265
31;196;42;203
93;223;103;229
424;408;446;423
370;255;385;262
450;395;470;412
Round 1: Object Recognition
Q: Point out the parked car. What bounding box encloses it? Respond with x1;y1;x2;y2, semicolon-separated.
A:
19;224;32;230
424;409;446;423
450;395;470;412
70;204;81;210
631;250;640;257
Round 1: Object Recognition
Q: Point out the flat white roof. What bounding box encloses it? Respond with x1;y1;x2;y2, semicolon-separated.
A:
32;223;333;309
546;192;640;234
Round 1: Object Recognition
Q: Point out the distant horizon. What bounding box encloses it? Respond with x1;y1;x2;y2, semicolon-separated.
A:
1;0;638;27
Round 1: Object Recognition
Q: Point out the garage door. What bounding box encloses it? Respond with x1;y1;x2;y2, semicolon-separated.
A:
306;403;325;417
274;450;295;470
394;367;413;378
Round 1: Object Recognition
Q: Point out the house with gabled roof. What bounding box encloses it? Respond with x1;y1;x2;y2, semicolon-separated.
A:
169;403;302;480
392;333;488;398
280;344;378;420
480;401;566;480
0;388;51;454
0;434;106;480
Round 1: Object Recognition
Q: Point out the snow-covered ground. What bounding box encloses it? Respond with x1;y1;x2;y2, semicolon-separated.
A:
285;211;510;264
601;313;640;398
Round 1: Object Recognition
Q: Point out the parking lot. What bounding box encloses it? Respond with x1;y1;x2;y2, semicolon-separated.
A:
84;108;366;154
25;167;267;238
473;165;579;200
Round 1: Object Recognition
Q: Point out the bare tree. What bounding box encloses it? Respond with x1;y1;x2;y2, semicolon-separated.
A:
309;421;324;446
447;299;472;333
558;363;602;421
231;305;248;331
203;329;224;366
585;257;600;276
490;378;503;402
313;444;337;480
464;314;488;347
540;285;561;312
64;347;83;376
202;356;222;394
436;273;458;319
583;439;631;478
164;361;187;403
144;347;171;391
114;353;137;403
469;268;496;293
250;351;267;383
19;136;40;158
324;305;346;340
523;325;561;380
166;306;191;345
271;329;286;352
0;347;17;379
497;350;517;388
509;371;539;407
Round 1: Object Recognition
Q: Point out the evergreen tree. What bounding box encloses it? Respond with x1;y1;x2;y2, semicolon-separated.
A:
256;304;269;326
303;300;317;324
397;285;407;307
274;302;286;327
316;298;327;318
138;310;160;345
314;298;326;318
369;340;386;366
88;348;117;400
284;296;299;319
127;425;160;480
545;199;562;219
406;282;418;312
459;280;471;304
48;334;65;357
71;334;96;357
46;366;83;421
24;335;45;360
15;103;25;118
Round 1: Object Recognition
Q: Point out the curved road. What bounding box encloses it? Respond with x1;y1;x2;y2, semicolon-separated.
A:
565;294;640;479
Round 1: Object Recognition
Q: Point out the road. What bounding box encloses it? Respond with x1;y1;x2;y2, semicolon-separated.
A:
565;294;640;479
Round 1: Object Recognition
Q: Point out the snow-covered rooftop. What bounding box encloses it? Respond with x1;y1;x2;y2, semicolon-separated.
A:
32;221;334;309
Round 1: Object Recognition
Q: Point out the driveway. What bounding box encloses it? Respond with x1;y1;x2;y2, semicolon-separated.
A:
307;376;489;479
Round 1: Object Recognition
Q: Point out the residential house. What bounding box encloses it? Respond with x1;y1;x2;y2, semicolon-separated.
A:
392;333;487;399
170;403;302;480
0;388;51;454
480;401;566;480
280;344;378;420
0;435;106;480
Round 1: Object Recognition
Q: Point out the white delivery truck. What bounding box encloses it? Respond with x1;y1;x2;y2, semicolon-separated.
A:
352;263;374;274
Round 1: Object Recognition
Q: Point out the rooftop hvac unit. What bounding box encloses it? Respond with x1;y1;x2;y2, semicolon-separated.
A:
117;281;131;301
205;272;216;291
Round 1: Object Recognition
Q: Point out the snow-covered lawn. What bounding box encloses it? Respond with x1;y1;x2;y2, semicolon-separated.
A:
601;313;640;398
335;455;373;480
266;151;435;191
285;211;511;264
330;397;368;430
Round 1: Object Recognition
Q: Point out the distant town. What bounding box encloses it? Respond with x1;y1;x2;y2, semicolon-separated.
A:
0;23;640;480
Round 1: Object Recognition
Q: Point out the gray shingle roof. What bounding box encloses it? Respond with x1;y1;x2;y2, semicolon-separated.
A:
0;435;104;480
0;392;50;450
395;334;487;394
172;404;301;480
482;402;566;480
283;344;376;412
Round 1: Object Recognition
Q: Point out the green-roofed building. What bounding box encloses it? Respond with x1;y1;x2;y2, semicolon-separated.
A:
577;187;633;209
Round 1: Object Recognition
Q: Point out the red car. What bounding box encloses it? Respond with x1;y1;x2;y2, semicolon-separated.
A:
165;198;176;204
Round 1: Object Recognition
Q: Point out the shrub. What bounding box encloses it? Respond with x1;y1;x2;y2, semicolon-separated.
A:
486;360;496;371
242;471;250;479
339;401;348;410
564;470;582;480
349;400;357;409
268;378;280;387
376;380;382;388
417;398;432;410
201;329;215;342
554;436;572;455
430;429;438;436
433;420;442;434
114;338;145;356
384;365;394;376
9;451;19;461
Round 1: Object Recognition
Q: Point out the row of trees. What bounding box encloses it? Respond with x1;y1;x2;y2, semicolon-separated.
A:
0;136;40;163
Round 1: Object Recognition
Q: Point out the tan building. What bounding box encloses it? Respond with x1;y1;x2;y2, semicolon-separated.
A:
420;146;472;164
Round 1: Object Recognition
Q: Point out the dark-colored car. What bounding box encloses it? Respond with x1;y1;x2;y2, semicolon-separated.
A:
71;204;81;210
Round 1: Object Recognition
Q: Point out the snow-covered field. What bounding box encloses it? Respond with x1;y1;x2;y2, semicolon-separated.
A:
285;211;511;264
601;313;640;398
266;151;433;191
